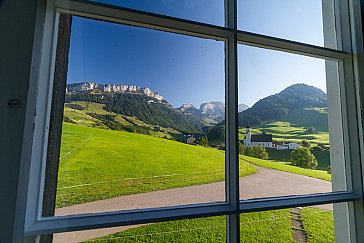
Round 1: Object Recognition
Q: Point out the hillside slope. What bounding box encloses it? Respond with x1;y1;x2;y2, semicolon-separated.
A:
57;123;256;207
239;83;327;127
65;91;203;134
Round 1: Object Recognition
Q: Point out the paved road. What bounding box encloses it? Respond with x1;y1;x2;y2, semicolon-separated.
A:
54;166;331;242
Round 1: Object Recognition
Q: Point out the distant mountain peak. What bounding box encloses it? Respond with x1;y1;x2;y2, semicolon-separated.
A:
179;103;196;110
238;83;327;127
66;81;165;102
280;83;326;97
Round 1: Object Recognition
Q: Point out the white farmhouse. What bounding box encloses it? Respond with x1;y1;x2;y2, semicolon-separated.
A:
276;144;289;150
288;142;300;150
243;126;273;148
274;142;301;150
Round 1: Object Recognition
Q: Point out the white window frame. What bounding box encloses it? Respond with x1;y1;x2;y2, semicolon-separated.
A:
19;0;364;242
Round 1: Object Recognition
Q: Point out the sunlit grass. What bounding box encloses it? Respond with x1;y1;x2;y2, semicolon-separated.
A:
301;208;334;243
85;210;293;243
241;155;331;181
239;121;329;145
85;208;335;242
57;123;257;208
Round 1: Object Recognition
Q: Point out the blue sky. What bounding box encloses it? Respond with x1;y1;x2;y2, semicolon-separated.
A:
67;0;328;107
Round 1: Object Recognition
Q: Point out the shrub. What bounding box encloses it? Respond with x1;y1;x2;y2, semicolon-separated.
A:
239;143;269;160
198;136;209;147
301;140;311;149
65;103;85;110
63;116;75;124
291;147;318;169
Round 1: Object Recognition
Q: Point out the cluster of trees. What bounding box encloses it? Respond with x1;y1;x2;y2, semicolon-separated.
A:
289;140;329;170
239;143;269;160
65;103;85;110
301;140;328;151
198;136;209;147
304;126;319;134
291;147;318;169
237;139;322;170
86;113;152;135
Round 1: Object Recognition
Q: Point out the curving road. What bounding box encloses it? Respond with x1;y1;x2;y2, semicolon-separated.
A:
54;166;331;242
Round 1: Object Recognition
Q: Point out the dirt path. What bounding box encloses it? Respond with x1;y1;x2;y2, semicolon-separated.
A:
54;166;331;242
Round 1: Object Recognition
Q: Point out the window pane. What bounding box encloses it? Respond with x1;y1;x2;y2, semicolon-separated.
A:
238;45;347;200
46;16;228;216
240;204;335;242
238;0;336;48
91;0;224;26
49;216;226;242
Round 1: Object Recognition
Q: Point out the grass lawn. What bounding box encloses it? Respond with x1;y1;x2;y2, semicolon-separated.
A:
301;208;335;243
57;123;257;208
267;148;331;171
85;208;335;242
282;107;328;133
85;210;293;243
241;155;331;181
239;121;330;145
64;101;181;139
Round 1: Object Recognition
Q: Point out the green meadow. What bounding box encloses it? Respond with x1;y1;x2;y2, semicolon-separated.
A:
64;101;181;139
57;123;257;208
59;116;334;242
85;208;334;243
239;121;330;145
238;120;331;170
266;148;331;171
241;155;331;181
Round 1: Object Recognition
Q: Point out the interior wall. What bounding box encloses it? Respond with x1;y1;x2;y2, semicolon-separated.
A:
0;0;39;242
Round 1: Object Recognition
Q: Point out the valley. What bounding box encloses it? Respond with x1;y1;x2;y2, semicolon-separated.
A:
55;82;335;242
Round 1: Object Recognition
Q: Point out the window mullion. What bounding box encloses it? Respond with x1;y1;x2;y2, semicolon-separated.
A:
225;0;239;242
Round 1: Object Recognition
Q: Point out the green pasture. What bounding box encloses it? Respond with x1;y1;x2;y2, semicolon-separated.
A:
241;155;331;181
302;208;335;243
282;107;328;132
266;148;331;171
85;210;292;243
86;208;334;243
239;121;330;145
63;101;180;139
57;123;256;208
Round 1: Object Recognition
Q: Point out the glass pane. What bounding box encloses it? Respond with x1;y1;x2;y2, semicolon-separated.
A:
91;0;224;26
49;216;226;242
240;205;335;242
238;45;347;200
48;16;228;216
238;0;336;48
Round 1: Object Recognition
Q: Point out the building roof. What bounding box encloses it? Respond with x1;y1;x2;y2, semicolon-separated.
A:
251;134;272;142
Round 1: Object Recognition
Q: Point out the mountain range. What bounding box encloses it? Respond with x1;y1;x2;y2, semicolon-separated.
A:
66;82;165;102
176;101;249;122
65;82;248;132
64;82;327;142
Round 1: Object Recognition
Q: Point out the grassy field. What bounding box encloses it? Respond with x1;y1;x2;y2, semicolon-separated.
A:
301;208;335;243
267;148;330;171
57;123;257;208
282;107;328;132
64;101;181;139
85;208;334;242
239;121;330;145
85;210;293;243
241;155;331;181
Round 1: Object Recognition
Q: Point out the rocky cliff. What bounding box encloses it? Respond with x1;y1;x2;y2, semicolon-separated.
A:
66;82;164;102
